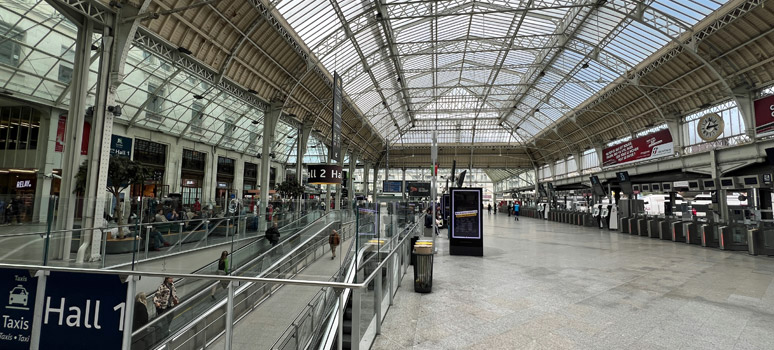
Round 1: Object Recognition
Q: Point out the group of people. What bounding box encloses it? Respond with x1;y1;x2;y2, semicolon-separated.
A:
0;196;26;224
487;202;521;221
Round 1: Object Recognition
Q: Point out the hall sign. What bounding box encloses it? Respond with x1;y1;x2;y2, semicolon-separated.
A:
307;164;343;185
110;135;132;158
602;129;673;167
754;94;774;136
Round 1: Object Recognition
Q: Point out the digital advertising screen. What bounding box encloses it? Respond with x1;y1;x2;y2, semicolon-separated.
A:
406;182;431;197
382;180;403;193
451;188;482;239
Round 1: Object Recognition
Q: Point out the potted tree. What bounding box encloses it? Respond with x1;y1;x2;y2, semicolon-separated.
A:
75;156;150;238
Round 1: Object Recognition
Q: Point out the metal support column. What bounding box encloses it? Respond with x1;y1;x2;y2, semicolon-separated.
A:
259;101;281;232
121;276;137;349
375;265;383;335
225;281;235;350
351;287;362;350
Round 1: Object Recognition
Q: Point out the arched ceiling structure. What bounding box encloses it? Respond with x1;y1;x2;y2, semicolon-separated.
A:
37;0;774;171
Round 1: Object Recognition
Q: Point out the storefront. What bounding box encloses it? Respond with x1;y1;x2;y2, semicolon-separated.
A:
0;170;36;222
216;156;235;203
131;139;168;198
181;149;206;205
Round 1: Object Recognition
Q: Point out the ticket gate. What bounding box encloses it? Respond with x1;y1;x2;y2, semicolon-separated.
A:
719;225;748;251
593;205;602;229
638;218;649;237
628;217;640;235
748;228;774;256
701;223;720;248
600;205;612;229
671;221;685;242
659;219;675;240
684;222;701;245
582;212;596;227
620;216;630;234
647;218;661;238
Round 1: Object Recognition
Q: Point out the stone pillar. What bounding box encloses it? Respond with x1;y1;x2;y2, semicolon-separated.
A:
32;109;60;223
233;158;244;199
363;163;370;200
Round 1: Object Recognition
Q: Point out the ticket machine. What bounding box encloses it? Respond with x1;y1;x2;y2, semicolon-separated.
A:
608;204;619;230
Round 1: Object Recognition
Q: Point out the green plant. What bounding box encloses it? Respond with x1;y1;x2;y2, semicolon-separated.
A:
276;178;304;199
75;157;151;236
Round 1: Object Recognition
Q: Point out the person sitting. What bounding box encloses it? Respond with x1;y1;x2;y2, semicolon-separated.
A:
166;209;180;221
154;209;168;223
193;198;202;213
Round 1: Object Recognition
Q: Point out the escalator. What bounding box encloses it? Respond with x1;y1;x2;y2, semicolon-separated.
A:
132;210;351;349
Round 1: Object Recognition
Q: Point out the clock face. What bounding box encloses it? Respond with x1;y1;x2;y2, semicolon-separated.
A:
697;113;724;141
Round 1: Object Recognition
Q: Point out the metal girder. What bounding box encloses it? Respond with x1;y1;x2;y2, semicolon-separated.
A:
44;0;112;28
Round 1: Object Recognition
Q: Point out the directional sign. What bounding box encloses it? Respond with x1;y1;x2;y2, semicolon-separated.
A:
40;272;127;350
0;268;38;350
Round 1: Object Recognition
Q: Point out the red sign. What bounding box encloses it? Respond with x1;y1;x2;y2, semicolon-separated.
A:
602;129;674;167
54;115;90;155
754;95;774;136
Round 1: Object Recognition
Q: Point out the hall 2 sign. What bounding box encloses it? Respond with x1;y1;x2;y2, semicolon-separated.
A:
754;94;774;136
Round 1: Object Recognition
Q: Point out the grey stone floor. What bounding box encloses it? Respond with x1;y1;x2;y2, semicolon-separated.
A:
373;214;774;350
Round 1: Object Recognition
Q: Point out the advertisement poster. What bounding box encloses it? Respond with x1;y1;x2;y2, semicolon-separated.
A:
451;189;482;239
54;115;90;155
406;182;431;197
331;72;342;161
754;94;774;136
602;129;673;167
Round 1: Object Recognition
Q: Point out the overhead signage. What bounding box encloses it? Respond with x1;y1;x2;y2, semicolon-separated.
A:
382;180;403;193
307;164;343;185
110;135;132;158
0;269;38;350
331;72;342;161
754;94;774;136
602;129;673;167
406;182;430;197
39;272;128;350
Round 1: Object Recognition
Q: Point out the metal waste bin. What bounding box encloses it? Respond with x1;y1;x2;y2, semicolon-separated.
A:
413;253;434;293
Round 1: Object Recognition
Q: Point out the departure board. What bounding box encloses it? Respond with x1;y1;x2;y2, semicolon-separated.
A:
451;188;482;239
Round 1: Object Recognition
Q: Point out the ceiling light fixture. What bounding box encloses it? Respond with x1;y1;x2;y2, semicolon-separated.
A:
252;120;259;124
247;89;257;94
582;62;590;69
193;94;204;100
177;46;193;55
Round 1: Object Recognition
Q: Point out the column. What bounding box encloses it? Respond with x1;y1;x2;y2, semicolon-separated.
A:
233;159;244;199
372;163;378;201
31;110;60;222
363;163;370;200
348;152;356;207
259;102;281;231
401;168;406;200
295;122;312;183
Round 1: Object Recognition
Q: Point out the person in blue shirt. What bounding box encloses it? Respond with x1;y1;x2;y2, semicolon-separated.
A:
513;202;520;221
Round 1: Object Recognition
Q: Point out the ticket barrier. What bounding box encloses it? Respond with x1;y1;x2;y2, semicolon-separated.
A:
647;218;661;238
719;225;748;251
582;212;596;227
593;205;602;228
659;219;675;240
684;222;701;245
748;228;774;256
671;221;685;242
638;218;650;237
701;223;720;248
619;216;631;234
600;206;612;230
628;217;640;235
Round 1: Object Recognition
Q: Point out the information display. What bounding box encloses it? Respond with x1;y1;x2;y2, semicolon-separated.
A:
0;269;38;350
382;180;403;193
307;164;343;185
406;182;431;197
450;188;484;256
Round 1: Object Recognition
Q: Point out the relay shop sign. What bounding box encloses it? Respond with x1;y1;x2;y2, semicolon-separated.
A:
602;129;673;167
0;268;37;350
40;272;127;350
754;94;774;136
307;164;343;185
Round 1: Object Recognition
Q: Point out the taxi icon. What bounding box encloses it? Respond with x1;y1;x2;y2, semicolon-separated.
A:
9;285;28;307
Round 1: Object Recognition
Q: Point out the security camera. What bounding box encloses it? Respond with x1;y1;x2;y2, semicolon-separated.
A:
107;105;122;116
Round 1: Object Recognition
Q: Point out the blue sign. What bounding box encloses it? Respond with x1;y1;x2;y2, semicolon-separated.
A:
0;269;37;350
40;272;127;350
110;135;132;158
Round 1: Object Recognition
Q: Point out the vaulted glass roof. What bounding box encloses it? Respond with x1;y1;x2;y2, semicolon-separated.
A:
274;0;729;145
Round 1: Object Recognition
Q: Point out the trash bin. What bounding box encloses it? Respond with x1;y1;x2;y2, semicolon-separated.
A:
413;252;434;293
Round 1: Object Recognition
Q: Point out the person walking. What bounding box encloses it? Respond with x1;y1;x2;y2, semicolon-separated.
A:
265;221;280;246
211;251;230;299
507;203;512;217
487;203;492;214
513;202;520;221
133;292;151;349
424;208;434;237
153;277;179;316
329;229;340;259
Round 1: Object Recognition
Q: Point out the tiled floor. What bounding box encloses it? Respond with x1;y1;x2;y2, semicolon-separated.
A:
372;214;774;350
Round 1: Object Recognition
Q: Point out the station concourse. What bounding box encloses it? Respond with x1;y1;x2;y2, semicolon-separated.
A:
1;0;774;349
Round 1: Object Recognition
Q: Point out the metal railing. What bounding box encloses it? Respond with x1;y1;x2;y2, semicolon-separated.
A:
0;208;420;350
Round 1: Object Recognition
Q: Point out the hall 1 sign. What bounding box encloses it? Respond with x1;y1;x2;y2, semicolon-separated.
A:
754;94;774;136
110;135;132;158
307;164;343;185
39;272;128;350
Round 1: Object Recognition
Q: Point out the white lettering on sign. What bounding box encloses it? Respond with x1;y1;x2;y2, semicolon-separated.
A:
2;316;29;330
770;103;774;117
42;297;122;330
15;180;31;189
